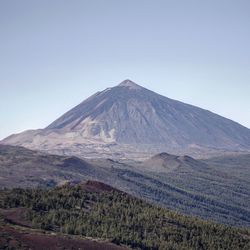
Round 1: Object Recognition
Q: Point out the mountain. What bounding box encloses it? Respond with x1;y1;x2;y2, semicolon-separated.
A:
2;79;250;159
1;181;250;250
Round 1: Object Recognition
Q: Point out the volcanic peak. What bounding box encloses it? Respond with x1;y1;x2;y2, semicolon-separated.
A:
118;79;143;90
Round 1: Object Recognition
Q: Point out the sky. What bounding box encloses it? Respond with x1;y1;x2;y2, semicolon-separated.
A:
0;0;250;140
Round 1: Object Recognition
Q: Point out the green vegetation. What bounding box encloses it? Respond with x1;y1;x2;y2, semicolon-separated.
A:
1;183;250;250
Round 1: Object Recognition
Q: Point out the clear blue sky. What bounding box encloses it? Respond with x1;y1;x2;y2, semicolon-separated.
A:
0;0;250;140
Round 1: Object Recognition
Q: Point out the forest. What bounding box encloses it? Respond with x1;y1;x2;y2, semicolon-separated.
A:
0;181;250;250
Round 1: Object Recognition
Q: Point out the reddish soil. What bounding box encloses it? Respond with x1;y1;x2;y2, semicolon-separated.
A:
0;207;32;227
0;226;127;250
81;180;120;193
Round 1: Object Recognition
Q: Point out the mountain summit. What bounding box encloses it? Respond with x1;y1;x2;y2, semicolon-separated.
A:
118;79;144;89
2;80;250;159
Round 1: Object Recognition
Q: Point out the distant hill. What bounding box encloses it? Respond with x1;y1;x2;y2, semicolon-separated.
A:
2;79;250;159
1;145;250;228
0;144;111;188
143;152;205;173
0;181;249;250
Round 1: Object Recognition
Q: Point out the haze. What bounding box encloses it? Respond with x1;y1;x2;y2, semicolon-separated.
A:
0;0;250;140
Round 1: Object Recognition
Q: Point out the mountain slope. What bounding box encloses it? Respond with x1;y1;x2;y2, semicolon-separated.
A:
1;145;250;227
1;181;249;250
0;145;113;188
2;79;250;159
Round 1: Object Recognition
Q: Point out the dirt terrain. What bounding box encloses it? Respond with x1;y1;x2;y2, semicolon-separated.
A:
80;180;120;193
0;208;32;228
0;226;127;250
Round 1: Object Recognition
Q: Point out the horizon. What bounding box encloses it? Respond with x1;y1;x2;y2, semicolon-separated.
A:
1;1;250;139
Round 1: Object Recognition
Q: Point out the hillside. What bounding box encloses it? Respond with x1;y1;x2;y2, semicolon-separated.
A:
2;80;250;159
0;144;113;188
0;145;250;228
0;181;249;250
